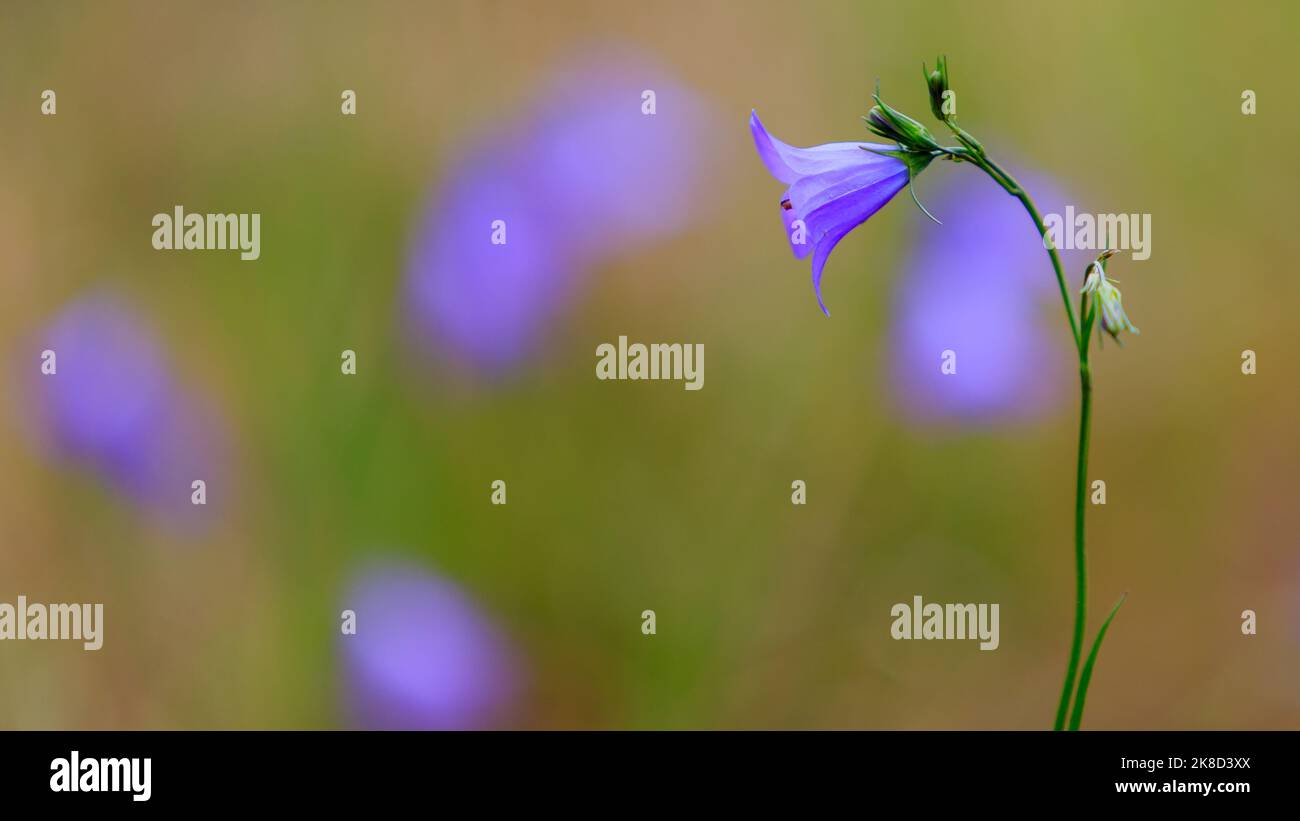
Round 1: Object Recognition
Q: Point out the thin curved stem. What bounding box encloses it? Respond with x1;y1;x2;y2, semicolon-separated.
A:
1056;363;1091;729
970;155;1081;353
960;150;1093;730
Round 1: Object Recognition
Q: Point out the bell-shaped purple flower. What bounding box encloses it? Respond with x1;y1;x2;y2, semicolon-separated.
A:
340;560;519;730
404;138;575;375
404;47;712;376
22;293;225;528
525;49;709;262
887;169;1087;424
750;110;911;315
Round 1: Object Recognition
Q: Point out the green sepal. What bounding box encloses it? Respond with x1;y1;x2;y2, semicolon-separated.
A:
863;146;939;223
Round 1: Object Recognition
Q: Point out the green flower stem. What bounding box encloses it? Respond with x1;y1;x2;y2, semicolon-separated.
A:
972;154;1082;353
1059;361;1091;730
947;142;1094;730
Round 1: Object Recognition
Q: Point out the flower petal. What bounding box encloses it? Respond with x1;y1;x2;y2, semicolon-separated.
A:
810;222;854;316
888;168;1078;425
787;165;911;315
780;192;814;259
789;160;909;244
750;110;884;185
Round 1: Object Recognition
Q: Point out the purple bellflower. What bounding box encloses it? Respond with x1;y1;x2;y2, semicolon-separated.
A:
750;110;913;315
526;50;708;262
754;59;1141;729
340;559;519;730
404;138;575;374
23;293;224;529
888;170;1085;424
405;47;711;376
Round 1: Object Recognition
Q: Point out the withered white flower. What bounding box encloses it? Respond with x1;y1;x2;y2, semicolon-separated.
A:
1081;257;1139;342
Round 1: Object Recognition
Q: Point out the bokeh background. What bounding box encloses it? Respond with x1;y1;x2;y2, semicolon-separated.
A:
2;0;1297;729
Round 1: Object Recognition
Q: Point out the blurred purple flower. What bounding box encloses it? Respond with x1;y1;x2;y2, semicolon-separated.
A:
887;168;1090;425
404;48;712;375
340;560;519;730
24;293;224;527
527;52;708;261
750;110;911;315
405;141;574;373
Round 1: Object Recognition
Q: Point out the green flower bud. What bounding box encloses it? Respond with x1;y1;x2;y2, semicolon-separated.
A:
924;55;951;121
864;86;941;153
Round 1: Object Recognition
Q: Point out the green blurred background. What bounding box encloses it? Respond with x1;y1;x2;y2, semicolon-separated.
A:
1;0;1297;728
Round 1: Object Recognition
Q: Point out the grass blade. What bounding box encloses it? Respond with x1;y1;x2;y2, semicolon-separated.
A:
1068;593;1127;731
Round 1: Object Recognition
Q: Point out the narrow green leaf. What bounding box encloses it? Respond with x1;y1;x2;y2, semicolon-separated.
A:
1079;294;1097;358
1068;593;1127;730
